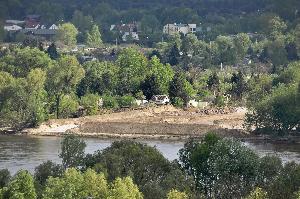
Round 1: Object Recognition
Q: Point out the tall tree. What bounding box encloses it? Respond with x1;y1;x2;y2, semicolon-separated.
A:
86;24;103;48
117;48;148;95
59;135;86;169
56;23;78;47
46;55;85;118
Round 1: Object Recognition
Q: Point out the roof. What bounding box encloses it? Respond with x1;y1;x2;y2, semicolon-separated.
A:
20;29;57;36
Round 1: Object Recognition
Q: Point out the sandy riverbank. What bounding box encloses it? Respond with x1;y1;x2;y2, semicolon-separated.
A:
22;105;249;140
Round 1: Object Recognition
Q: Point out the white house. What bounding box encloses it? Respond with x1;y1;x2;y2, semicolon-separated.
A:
163;23;197;35
49;24;59;30
4;25;22;31
122;32;139;42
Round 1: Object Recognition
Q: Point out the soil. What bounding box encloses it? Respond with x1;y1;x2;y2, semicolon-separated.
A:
23;105;249;140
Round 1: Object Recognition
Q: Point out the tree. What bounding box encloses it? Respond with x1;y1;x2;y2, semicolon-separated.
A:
47;43;59;60
207;72;220;95
167;43;180;66
56;23;78;47
179;133;220;196
246;83;300;133
59;135;86;169
141;56;174;99
234;33;251;62
230;71;248;100
169;72;195;105
77;61;118;96
86;24;103;48
34;161;63;186
167;189;188;199
294;25;300;57
85;141;194;199
0;170;10;189
46;55;85;119
208;138;260;198
71;10;93;32
141;15;160;34
117;48;148;95
0;68;47;130
246;188;268;199
266;16;287;40
80;93;101;115
2;170;37;199
215;36;237;65
109;177;143;199
0;47;52;77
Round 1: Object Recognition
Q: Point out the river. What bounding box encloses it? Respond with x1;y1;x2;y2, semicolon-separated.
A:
1;135;300;174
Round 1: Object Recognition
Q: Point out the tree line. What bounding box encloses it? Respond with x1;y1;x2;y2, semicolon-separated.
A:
1;134;300;198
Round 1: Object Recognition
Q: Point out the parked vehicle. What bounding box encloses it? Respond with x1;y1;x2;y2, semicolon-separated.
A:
150;95;170;105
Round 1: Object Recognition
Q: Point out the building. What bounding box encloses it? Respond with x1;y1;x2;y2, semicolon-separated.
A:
163;23;197;35
4;20;25;32
110;22;139;42
24;15;41;29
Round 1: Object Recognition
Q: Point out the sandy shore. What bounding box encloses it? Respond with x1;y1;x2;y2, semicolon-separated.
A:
22;106;249;140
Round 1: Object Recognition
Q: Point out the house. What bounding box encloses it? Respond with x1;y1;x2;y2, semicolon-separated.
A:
4;20;24;32
163;23;197;35
4;24;22;31
110;22;139;42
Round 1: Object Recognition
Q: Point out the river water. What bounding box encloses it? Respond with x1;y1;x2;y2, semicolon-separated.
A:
1;135;300;174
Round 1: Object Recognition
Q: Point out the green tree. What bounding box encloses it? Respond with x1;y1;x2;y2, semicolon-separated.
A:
208;138;260;198
167;189;188;199
267;16;287;40
167;43;180;66
294;25;300;57
59;135;87;169
117;48;148;95
233;33;251;62
246;188;268;199
215;36;237;65
46;56;85;119
77;61;118;96
56;23;78;47
86;141;194;199
47;43;59;60
80;93;101;115
109;177;143;199
71;10;93;32
169;72;195;105
141;15;160;34
34;161;63;186
86;24;103;48
0;47;52;77
3;170;37;199
230;71;248;100
141;56;174;99
179;133;220;196
0;170;10;189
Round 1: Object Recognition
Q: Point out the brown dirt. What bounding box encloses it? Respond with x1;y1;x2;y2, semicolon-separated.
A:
23;105;248;140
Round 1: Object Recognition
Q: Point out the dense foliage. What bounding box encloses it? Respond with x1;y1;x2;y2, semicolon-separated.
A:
1;134;300;198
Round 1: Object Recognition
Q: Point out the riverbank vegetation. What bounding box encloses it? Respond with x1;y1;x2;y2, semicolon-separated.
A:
0;1;300;135
1;134;300;198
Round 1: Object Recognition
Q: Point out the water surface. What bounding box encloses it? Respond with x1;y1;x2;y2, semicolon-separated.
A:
0;135;300;174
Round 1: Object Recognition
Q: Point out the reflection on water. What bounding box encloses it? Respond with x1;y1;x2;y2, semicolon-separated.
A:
0;135;300;174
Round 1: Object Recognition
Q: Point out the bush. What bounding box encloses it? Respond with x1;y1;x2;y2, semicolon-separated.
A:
214;95;226;107
172;97;184;108
58;94;79;118
117;95;136;108
80;93;101;115
102;95;119;109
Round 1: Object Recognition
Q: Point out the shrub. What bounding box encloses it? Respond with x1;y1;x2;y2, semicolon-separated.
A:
58;94;79;118
117;95;136;108
172;97;184;108
80;93;101;115
102;95;119;109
